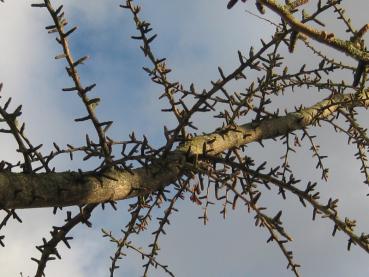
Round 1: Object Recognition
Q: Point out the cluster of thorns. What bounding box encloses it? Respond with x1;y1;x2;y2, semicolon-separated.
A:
0;0;369;276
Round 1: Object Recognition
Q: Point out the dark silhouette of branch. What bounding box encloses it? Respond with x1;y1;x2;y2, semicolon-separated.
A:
0;1;368;276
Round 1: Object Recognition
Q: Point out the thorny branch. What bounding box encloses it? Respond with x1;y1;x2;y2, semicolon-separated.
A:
0;0;368;277
42;0;113;165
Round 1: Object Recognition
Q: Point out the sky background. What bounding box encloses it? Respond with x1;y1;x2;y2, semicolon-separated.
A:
1;0;369;276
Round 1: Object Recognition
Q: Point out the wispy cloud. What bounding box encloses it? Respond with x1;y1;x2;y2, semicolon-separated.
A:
1;1;369;277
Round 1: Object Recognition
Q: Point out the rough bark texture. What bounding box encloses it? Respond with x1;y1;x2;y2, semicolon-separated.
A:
260;0;369;62
1;92;367;209
0;156;183;209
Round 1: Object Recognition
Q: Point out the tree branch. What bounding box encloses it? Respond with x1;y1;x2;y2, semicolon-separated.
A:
259;0;369;62
0;91;368;209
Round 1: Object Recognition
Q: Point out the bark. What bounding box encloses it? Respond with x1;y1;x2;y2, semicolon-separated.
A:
259;0;369;62
0;92;367;209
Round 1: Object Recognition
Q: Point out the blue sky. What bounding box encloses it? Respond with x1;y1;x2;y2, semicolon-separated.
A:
1;1;369;277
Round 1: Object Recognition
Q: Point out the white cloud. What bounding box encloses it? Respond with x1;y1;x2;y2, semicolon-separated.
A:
1;1;369;277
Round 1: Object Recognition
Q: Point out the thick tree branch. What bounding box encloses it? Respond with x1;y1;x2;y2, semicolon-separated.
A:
0;91;368;209
177;91;369;154
0;156;183;209
259;0;369;62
